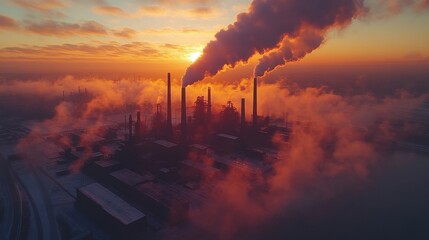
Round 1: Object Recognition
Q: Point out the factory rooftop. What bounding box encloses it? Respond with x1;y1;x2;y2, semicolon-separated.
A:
78;183;146;226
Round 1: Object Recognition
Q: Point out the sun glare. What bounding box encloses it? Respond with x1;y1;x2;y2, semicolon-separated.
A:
188;51;202;63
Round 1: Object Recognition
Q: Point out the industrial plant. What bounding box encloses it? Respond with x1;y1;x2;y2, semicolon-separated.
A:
73;74;288;238
0;73;290;239
2;71;427;240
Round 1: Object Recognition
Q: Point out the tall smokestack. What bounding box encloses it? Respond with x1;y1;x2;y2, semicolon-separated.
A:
167;73;173;137
207;87;212;122
241;98;246;136
157;104;161;114
128;114;133;140
136;112;141;139
253;77;258;129
181;87;187;141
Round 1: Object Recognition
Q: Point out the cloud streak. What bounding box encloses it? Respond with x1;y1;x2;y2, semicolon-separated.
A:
11;0;65;11
0;18;139;39
24;20;108;36
0;14;19;30
0;41;160;60
11;0;66;17
93;5;128;17
112;27;137;38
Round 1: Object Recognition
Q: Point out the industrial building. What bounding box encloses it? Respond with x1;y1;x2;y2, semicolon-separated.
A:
76;183;146;235
12;72;290;238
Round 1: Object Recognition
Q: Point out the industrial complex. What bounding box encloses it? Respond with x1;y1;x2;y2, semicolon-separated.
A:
0;73;291;239
2;72;428;239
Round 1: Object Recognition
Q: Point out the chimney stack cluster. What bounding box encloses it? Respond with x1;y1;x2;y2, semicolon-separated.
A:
127;74;259;142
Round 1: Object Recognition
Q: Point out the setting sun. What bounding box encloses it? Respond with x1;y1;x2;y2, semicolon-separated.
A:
188;51;202;63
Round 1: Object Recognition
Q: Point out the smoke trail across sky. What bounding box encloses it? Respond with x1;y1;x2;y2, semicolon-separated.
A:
182;0;429;86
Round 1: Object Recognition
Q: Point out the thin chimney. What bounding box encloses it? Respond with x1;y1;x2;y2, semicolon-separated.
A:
128;114;133;140
181;87;187;141
253;77;258;129
241;98;246;136
167;73;173;137
207;87;212;122
136;112;141;139
157;104;161;114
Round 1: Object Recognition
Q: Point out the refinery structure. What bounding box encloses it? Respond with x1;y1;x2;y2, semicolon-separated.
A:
1;73;429;240
0;73;290;239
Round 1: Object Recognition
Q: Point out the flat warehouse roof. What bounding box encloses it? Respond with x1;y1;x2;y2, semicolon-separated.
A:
94;159;120;168
154;140;178;148
110;168;152;187
78;183;145;225
217;133;239;140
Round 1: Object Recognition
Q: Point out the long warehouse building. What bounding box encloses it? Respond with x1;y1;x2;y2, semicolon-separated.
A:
76;183;146;234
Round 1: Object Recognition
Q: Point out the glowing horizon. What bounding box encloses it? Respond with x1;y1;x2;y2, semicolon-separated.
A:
0;0;428;79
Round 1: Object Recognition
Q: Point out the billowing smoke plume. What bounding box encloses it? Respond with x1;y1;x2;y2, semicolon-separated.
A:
182;0;429;85
254;29;324;77
182;0;367;85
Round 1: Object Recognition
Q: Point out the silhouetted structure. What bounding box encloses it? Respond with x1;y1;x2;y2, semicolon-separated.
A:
128;114;133;140
241;98;246;136
151;103;168;138
166;73;173;138
181;87;187;142
253;77;258;129
135;112;141;140
207;87;212;122
194;96;206;125
152;104;165;137
220;101;239;134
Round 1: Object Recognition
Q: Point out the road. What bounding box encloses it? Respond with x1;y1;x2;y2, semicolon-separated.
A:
12;160;61;240
0;154;24;240
1;152;61;240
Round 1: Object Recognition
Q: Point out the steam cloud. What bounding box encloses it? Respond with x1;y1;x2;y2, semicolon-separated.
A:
182;0;366;86
5;75;429;239
184;86;429;240
254;29;324;77
182;0;429;86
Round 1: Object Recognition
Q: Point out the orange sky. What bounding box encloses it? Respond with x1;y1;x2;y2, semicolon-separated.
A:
0;0;428;79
